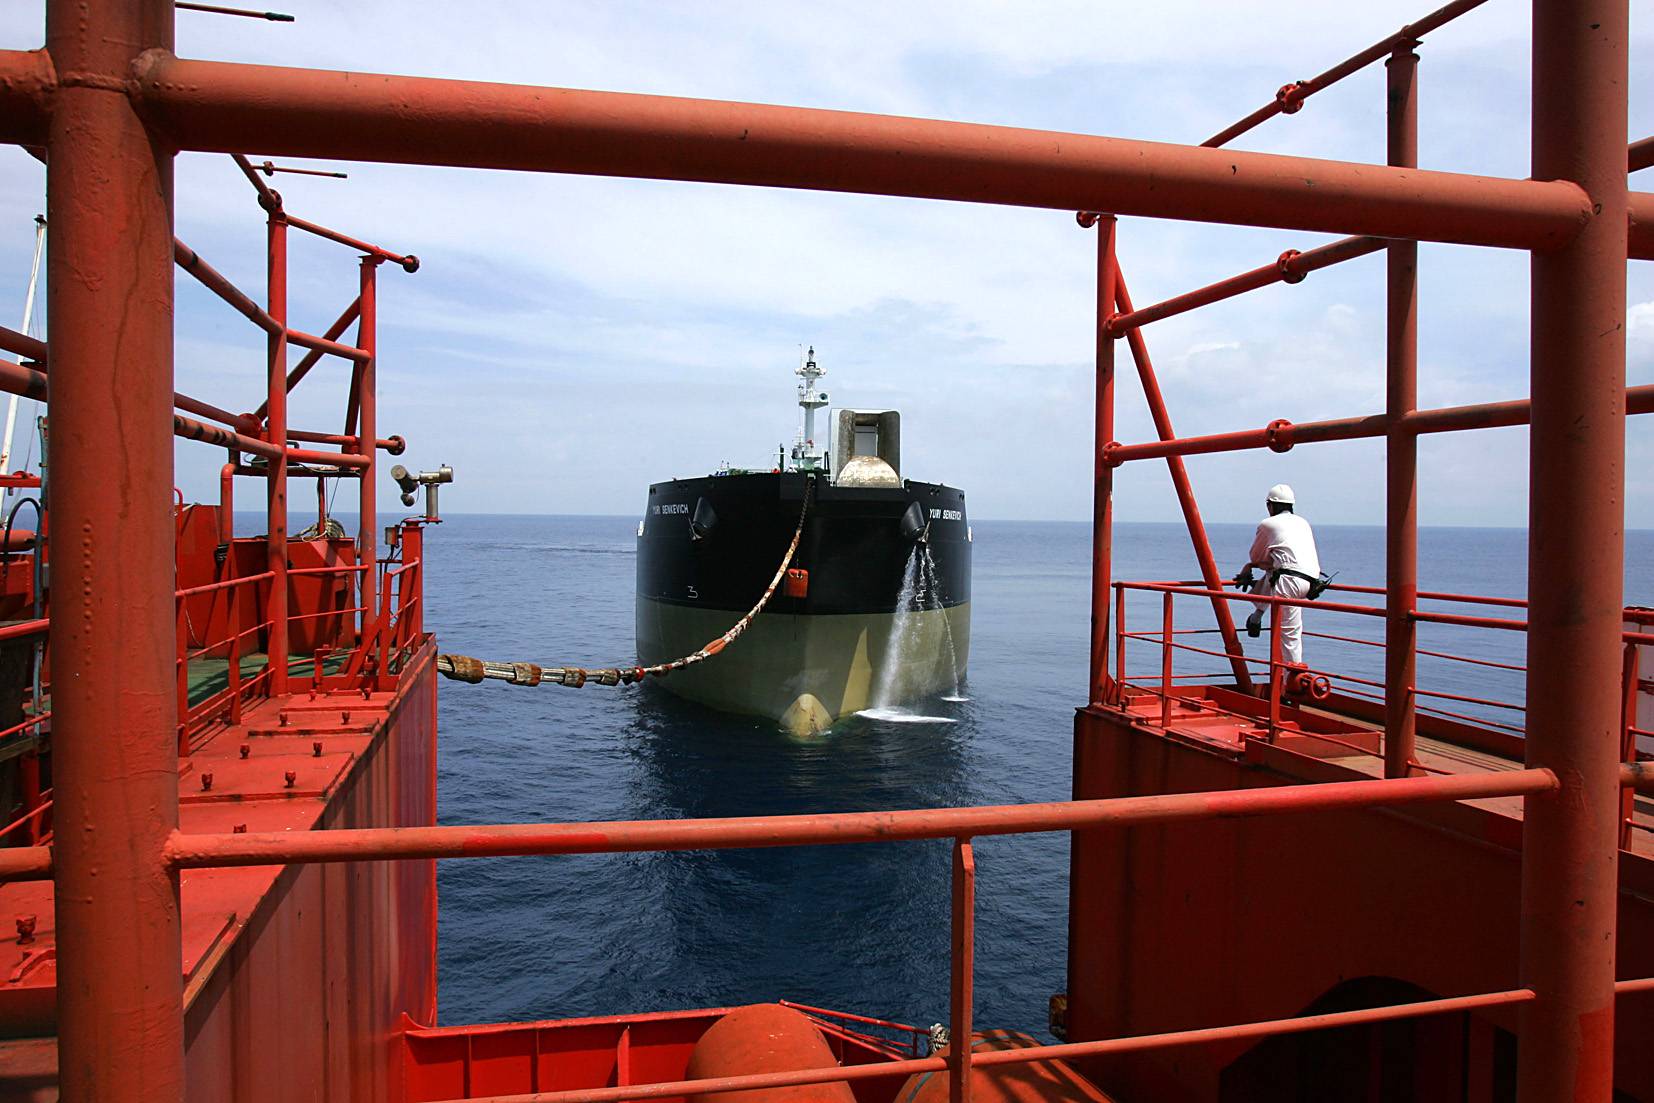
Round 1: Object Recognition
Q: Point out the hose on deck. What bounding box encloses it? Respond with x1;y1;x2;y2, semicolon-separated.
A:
436;480;812;689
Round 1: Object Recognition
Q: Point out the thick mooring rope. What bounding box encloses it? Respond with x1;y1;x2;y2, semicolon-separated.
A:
436;479;812;689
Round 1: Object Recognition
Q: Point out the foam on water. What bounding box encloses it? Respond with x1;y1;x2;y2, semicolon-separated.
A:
856;706;957;724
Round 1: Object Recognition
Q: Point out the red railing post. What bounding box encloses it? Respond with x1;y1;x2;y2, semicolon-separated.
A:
1160;591;1175;727
402;522;424;638
266;212;290;694
1620;642;1639;848
44;0;187;1096
1518;0;1627;1097
175;596;190;755
1267;609;1283;743
357;257;379;650
227;580;243;724
1113;584;1127;704
1089;214;1118;705
949;838;975;1103
1384;44;1420;779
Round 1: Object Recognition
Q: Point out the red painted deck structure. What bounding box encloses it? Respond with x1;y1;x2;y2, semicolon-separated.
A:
0;0;1651;1100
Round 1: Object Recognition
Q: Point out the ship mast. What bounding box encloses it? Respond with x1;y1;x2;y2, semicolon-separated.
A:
789;345;829;472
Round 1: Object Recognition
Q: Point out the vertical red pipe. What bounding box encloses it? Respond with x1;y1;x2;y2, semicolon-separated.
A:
358;258;379;651
1090;216;1118;705
266;215;290;693
949;839;975;1103
1384;46;1420;779
1159;592;1175;726
1114;276;1253;691
1518;1;1627;1098
44;0;187;1097
1113;585;1127;702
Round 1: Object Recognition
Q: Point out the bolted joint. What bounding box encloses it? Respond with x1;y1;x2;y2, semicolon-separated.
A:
384;435;407;456
1275;81;1310;114
1265;418;1296;453
1102;441;1125;468
400;254;421;273
1276;249;1306;284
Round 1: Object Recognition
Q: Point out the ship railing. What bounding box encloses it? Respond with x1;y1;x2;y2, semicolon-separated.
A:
1111;580;1651;827
0;759;1589;1103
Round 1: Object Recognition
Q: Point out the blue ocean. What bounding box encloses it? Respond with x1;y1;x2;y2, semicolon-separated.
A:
425;516;1654;1035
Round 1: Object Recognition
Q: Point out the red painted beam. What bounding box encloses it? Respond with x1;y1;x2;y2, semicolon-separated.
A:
1517;0;1627;1096
1104;383;1654;464
129;55;1593;251
0;49;53;146
1202;0;1489;148
1631;136;1654;174
285;212;419;272
44;0;186;1098
0;323;48;363
161;769;1557;871
1107;235;1384;336
414;989;1535;1103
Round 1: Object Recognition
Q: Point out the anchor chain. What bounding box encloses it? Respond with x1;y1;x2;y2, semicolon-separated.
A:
436;479;813;689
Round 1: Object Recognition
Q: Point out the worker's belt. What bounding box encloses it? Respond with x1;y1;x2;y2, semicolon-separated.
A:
1269;566;1334;601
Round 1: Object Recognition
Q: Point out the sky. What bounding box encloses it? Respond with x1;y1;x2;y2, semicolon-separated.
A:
0;2;1650;526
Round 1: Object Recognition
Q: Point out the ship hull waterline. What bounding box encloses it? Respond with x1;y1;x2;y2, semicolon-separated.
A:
637;598;971;734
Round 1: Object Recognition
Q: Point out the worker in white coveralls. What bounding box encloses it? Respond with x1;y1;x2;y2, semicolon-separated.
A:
1233;484;1323;666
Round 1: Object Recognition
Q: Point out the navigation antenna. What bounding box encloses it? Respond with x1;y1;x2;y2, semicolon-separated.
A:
790;346;829;472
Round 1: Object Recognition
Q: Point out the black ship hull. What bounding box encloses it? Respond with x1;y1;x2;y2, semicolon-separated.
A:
635;472;970;731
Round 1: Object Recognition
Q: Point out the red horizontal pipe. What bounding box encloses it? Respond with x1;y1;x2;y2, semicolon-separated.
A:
161;769;1555;872
131;56;1592;252
283;213;419;272
3;328;258;433
286;446;370;470
0;323;47;363
253;297;361;421
0;49;52;146
233;464;358;479
1120;580;1384;619
1632;136;1654;174
1106;383;1654;464
1411;609;1527;632
174;571;274;599
0;618;49;643
0;359;48;403
1108;235;1384;335
173;415;282;460
1202;0;1490;147
1621;763;1654;795
426;988;1533;1103
287;326;369;364
1633;191;1654;259
287;428;405;453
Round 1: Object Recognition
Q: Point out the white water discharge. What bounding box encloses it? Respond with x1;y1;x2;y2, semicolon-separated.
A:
861;542;962;721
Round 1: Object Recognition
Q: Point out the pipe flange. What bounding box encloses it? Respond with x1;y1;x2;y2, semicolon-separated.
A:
1265;418;1295;453
1276;249;1306;284
1275;81;1309;114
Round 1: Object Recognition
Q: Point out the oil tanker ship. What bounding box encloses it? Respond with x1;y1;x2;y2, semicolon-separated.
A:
3;3;1654;1103
636;349;970;733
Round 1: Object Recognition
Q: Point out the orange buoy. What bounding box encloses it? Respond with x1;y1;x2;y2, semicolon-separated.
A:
893;1030;1119;1103
685;1003;857;1103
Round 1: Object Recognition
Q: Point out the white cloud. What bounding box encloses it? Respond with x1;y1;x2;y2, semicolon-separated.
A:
0;2;1651;527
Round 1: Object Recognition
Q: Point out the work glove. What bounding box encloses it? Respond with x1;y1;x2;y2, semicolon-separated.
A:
1233;567;1255;589
1246;609;1263;638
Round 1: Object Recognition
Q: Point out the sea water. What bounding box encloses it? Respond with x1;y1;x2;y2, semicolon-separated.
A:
426;517;1654;1036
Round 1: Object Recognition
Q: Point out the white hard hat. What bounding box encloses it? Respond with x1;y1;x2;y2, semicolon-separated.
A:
1266;483;1296;505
